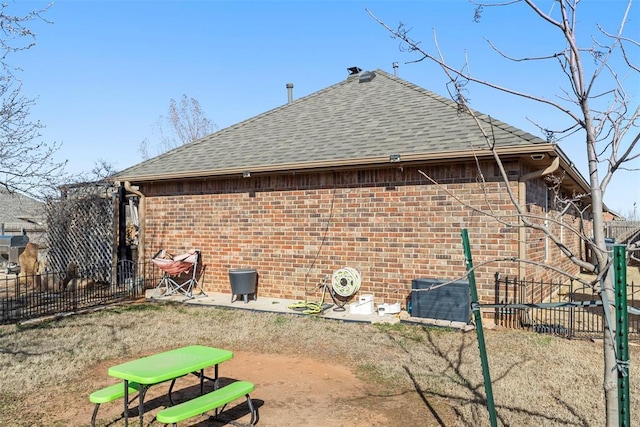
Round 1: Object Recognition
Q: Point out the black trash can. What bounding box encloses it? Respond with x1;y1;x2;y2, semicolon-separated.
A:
229;268;258;303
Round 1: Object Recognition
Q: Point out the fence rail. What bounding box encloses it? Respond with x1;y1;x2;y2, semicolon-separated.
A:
604;220;640;244
492;275;640;340
0;261;154;324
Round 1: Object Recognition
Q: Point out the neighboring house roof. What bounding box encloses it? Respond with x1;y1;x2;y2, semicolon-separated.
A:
0;189;45;232
116;68;587;193
603;208;625;219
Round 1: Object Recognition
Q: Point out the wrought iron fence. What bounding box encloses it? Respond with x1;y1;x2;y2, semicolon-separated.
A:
0;182;151;324
493;274;640;340
0;260;149;324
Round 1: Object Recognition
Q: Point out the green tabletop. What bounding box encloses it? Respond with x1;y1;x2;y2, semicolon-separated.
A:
108;345;233;385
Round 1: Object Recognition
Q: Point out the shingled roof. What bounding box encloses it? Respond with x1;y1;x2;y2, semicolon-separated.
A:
116;68;553;182
0;189;44;232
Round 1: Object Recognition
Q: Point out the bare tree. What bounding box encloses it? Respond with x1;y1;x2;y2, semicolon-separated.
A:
368;1;638;425
139;94;217;160
66;158;119;185
0;2;66;199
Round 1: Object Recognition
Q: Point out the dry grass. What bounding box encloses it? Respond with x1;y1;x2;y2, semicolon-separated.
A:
0;301;638;426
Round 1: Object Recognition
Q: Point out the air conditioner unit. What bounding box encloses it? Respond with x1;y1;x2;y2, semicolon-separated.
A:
411;278;470;323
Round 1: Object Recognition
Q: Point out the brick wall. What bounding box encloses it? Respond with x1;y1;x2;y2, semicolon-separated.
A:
138;160;586;306
523;177;588;282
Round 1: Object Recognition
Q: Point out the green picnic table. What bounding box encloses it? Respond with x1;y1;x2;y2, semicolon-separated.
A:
108;345;233;426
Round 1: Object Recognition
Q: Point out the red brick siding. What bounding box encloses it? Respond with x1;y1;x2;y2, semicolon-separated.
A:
138;160;586;306
523;178;587;281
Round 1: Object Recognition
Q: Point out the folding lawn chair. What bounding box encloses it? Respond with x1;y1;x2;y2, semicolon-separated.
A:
150;249;207;299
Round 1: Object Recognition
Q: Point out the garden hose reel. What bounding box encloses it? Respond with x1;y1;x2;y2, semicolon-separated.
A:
288;267;361;314
331;267;361;297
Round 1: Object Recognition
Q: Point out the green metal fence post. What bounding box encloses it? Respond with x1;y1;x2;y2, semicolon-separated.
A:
613;244;630;427
461;229;498;427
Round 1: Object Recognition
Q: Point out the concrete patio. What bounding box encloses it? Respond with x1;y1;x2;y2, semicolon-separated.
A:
145;289;473;330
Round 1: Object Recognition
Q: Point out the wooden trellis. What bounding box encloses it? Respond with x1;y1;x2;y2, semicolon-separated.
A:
44;185;115;283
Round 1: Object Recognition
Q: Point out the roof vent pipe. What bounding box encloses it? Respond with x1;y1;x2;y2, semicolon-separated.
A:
286;82;294;104
393;62;398;76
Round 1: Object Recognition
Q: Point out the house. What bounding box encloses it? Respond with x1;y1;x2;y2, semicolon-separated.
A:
114;68;592;306
0;189;46;244
603;209;625;222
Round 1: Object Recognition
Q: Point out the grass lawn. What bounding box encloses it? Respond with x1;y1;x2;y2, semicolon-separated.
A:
0;301;638;426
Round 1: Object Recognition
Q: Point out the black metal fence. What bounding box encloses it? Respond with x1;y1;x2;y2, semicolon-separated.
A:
6;258;639;341
493;274;640;340
0;260;149;324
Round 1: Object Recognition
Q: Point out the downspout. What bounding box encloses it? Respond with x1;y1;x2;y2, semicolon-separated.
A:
517;156;559;278
117;185;127;263
123;181;145;269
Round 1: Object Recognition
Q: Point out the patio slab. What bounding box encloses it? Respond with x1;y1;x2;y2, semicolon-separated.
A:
145;290;473;331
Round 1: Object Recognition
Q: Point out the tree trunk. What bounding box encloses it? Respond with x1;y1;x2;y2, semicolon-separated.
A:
587;141;618;426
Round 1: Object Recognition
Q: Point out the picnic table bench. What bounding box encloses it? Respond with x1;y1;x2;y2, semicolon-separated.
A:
89;381;140;427
156;380;256;426
97;345;233;426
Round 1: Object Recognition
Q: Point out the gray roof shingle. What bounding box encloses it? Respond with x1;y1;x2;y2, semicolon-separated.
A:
0;189;44;230
117;69;549;181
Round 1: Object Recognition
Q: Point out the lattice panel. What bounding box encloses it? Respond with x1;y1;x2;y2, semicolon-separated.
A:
44;193;114;282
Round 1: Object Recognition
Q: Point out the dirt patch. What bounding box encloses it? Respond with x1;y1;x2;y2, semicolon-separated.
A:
55;351;455;426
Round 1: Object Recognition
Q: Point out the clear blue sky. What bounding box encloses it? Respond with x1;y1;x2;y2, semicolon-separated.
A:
11;0;640;217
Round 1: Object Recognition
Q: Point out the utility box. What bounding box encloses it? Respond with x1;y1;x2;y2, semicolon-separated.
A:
411;278;470;323
0;235;29;264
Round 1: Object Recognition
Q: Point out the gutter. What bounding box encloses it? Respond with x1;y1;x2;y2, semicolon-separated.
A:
116;144;559;183
552;145;591;196
517;156;560;278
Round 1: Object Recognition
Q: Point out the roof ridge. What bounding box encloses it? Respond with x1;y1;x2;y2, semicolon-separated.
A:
373;69;456;104
373;68;546;145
